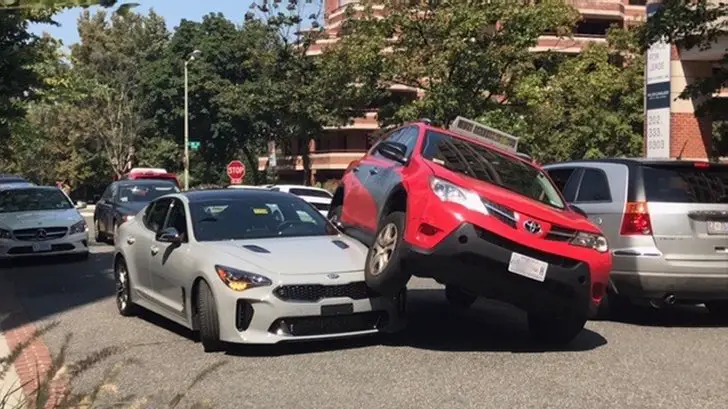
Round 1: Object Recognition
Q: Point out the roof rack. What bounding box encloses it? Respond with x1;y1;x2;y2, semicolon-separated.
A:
448;116;520;153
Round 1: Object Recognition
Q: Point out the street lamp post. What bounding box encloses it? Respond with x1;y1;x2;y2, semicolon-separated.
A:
183;49;202;191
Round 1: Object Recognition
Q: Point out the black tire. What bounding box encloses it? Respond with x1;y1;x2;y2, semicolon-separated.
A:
328;205;343;226
705;300;728;316
115;258;138;317
108;221;117;245
445;285;477;309
364;211;412;297
94;219;103;243
197;280;224;353
527;312;587;346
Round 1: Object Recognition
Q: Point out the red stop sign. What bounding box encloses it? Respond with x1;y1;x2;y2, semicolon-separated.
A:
227;160;246;184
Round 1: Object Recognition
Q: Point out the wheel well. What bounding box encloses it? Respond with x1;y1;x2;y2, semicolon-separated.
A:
331;187;344;209
190;277;206;330
382;186;408;217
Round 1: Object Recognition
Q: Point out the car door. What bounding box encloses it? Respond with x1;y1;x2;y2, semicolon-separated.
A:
148;198;191;319
342;127;405;231
366;125;420;229
95;184;114;234
570;165;628;242
128;198;172;296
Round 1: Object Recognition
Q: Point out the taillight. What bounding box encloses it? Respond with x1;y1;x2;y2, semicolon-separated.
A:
694;161;710;169
620;201;652;235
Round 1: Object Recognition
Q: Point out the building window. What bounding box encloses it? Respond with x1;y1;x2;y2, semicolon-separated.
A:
574;18;622;38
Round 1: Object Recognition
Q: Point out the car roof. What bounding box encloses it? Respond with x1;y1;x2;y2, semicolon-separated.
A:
182;188;296;203
0;185;58;192
273;185;330;192
544;158;726;168
116;179;179;186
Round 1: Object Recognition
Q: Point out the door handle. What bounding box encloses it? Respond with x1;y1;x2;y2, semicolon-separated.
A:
127;236;136;245
369;167;379;175
150;245;159;256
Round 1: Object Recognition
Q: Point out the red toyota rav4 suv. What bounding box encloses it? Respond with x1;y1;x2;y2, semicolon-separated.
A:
329;117;612;345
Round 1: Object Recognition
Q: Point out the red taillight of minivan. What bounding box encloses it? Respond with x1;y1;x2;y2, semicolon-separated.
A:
620;201;652;235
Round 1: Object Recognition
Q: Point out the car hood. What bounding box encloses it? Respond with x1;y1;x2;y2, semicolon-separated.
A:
0;209;82;230
202;234;368;276
425;161;600;233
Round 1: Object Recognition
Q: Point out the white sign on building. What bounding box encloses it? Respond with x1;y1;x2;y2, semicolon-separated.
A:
644;2;672;159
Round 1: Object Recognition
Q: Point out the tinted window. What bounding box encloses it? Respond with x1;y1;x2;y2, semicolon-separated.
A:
164;200;188;238
189;194;337;241
421;130;565;209
310;202;331;211
288;188;332;198
144;199;172;232
546;168;577;193
0;188;73;213
118;183;179;204
575;168;612;202
643;164;728;204
101;185;113;200
391;126;419;157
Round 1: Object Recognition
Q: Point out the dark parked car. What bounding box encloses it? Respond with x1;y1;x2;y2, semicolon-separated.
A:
0;174;33;190
93;179;180;243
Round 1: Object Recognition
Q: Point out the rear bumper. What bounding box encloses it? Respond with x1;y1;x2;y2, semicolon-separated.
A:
404;223;600;317
611;270;728;301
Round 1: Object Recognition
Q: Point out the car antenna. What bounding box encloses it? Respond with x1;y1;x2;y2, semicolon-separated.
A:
676;140;689;160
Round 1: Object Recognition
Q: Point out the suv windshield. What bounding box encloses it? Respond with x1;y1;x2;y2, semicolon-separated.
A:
421;130;565;209
0;188;73;213
118;183;179;203
642;164;728;203
189;195;337;241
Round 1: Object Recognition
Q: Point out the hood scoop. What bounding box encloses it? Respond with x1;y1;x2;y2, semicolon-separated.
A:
242;244;270;254
331;240;349;249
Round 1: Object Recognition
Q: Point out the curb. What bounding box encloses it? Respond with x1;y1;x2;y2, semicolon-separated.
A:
0;278;68;408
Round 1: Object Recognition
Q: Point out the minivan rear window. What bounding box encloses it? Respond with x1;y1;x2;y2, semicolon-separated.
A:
642;164;728;204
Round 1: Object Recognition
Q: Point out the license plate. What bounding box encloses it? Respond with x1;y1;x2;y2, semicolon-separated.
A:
320;303;353;316
508;252;548;282
32;242;52;252
707;221;728;235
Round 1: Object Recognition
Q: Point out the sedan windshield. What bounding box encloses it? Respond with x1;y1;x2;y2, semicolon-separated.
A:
118;183;179;203
0;188;73;213
421;130;566;209
189;195;337;241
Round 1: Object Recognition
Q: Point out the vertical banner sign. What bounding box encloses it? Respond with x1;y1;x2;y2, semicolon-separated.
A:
645;2;671;158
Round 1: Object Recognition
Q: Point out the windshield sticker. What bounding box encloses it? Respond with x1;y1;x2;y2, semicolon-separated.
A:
253;207;270;215
204;206;228;215
155;187;174;191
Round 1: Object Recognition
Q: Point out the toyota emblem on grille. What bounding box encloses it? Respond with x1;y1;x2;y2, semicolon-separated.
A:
36;229;47;240
326;273;340;279
524;220;542;235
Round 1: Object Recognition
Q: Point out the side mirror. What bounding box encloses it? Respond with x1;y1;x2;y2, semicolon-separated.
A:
156;227;183;243
377;141;408;164
75;201;87;210
569;204;589;218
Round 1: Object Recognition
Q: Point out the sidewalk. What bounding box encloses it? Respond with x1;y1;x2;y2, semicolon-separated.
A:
1;330;25;408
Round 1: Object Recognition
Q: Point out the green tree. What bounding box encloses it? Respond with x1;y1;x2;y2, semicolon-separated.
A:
331;0;580;127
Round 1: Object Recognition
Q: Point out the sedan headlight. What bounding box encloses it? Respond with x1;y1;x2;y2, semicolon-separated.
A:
0;228;11;239
215;265;272;292
429;177;489;214
570;232;609;253
69;220;87;235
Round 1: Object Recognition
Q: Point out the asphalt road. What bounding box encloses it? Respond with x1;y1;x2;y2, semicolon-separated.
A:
1;216;728;409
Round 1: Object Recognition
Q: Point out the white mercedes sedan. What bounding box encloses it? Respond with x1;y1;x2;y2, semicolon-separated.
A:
0;186;90;261
113;188;406;352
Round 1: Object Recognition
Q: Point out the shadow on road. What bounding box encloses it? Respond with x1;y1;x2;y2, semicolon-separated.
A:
605;303;728;328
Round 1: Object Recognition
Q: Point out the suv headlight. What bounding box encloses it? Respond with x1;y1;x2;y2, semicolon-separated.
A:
69;220;87;235
215;265;272;292
570;232;609;253
429;177;488;214
0;228;11;239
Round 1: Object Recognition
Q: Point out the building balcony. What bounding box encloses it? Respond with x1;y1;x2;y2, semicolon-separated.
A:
323;111;379;130
257;150;366;172
531;34;608;53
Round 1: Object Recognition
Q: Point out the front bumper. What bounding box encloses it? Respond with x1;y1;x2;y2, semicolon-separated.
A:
405;223;599;317
214;276;406;344
0;232;89;259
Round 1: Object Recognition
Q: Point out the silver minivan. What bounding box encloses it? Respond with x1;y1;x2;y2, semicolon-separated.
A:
543;159;728;317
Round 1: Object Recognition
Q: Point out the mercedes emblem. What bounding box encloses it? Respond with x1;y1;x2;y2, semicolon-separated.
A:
326;273;340;280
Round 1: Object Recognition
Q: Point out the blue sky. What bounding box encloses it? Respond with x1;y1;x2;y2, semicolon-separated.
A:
28;0;259;46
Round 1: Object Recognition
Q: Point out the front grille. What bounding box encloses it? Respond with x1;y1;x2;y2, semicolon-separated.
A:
481;198;517;228
235;300;254;331
12;227;68;241
545;225;578;242
274;282;378;302
475;227;581;269
268;311;386;337
7;243;75;255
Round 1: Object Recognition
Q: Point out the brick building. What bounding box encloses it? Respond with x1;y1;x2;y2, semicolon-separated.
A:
259;0;719;184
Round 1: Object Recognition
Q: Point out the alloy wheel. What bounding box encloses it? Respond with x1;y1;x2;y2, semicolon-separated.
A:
116;263;129;312
369;223;398;276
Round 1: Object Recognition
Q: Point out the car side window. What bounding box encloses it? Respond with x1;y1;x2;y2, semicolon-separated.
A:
392;126;419;158
143;198;172;233
371;128;403;158
163;199;188;240
101;185;113;201
575;168;612;203
546;168;582;202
